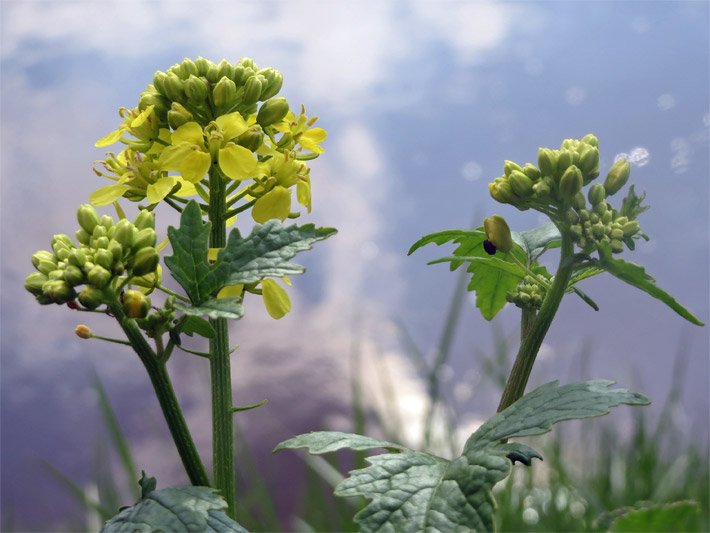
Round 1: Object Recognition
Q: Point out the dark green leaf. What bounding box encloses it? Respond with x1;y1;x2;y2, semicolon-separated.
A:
597;243;703;326
609;500;700;532
429;255;527;278
180;316;216;338
175;298;244;320
231;399;268;413
101;484;247;532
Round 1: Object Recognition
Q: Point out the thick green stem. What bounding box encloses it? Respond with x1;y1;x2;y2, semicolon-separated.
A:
111;303;210;486
497;232;575;412
207;168;237;519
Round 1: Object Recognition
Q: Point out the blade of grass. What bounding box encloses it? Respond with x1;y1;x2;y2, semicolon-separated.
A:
40;460;114;518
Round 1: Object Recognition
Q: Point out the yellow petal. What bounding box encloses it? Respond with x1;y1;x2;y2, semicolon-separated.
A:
218;143;257;180
297;179;312;212
208;248;221;262
158;142;194;171
172;122;204;146
180;149;212;183
299;127;327;153
252;186;291;223
174;177;198;197
261;279;291;319
130;105;155;128
217;284;244;299
95;128;124;148
215;112;249;141
146;176;177;204
89;184;126;206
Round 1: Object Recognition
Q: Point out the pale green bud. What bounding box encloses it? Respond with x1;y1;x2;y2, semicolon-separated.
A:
257;97;289;127
153;71;168;95
504;160;524;177
205;63;221;83
258;68;283;100
87;265;112;288
242;76;263;105
92;224;107;240
610;228;624;240
593;201;608;216
194;57;212;76
558;165;583;202
602;211;613;225
37;259;58;275
134;209;155;231
167;102;193;129
610;239;624;253
122;290;151;319
216;59;234;80
185;75;209;102
555;150;573;178
112;261;125;276
604;159;631;196
99;215;113;231
79;286;104;310
588;183;606;206
581;133;599;147
131;247;160;276
483;215;514;253
164;73;186;102
572;192;586;210
623;221;641;237
532;178;551;197
108;240;124;262
113;219;134;247
213;76;238;109
139;92;170;117
179;58;199;78
32;250;55;269
523;163;541;181
132;228;157;251
236;126;265;152
615;216;629;226
25;272;48;295
77;204;100;234
489;179;516;204
578;146;600;181
42;280;75;304
75;228;90;246
63;264;85;286
94;236;109;250
509;170;534;197
67;249;87;268
570;224;583;239
538;148;557;177
592;223;605;239
94;249;114;270
48;269;65;281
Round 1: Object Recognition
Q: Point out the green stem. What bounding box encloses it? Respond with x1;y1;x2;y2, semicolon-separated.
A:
497;231;575;412
110;302;210;486
207;167;237;519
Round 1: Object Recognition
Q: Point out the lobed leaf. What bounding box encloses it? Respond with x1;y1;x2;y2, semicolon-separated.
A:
274;431;406;454
175;299;244;320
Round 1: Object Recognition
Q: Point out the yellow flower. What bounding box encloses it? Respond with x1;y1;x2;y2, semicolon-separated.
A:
274;107;327;154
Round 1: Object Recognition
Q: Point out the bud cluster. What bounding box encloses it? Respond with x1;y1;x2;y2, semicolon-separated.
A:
506;274;549;310
25;205;160;308
489;134;600;210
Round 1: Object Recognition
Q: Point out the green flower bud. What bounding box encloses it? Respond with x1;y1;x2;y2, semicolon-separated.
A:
205;63;221;83
622;221;641;237
604;159;631;196
37;258;58;275
483;215;514;253
588;183;606;206
578;145;600;181
581;133;599;148
99;215;113;231
194;57;212;76
242;76;263;106
25;272;49;295
555;150;573;178
167;102;193;129
113;219;135;247
258;67;283;100
592;222;605;239
48;269;65;281
63;264;85;286
570;224;583;239
489;179;516;204
509;170;534;197
615;215;629;226
108;240;124;262
523;163;541;181
602;211;613;225
566;210;579;224
593;201;608;216
610;239;624;253
32;250;55;269
610;228;624;240
77;204;100;234
164;73;186;102
131;247;160;276
590;212;600;224
75;228;91;246
113;261;126;275
134;209;155;231
256;97;289;128
236;125;264;152
504;160;524;177
87;265;112;288
94;236;109;250
132;228;157;251
179;58;199;78
42;280;75;304
532;178;551;197
184;74;209;102
558;165;583;202
79;286;104;310
92;224;107;240
153;71;168;95
122;290;151;319
213;76;238;109
139;92;170;117
572;192;586;210
216;59;234;81
94;249;114;270
538;148;557;176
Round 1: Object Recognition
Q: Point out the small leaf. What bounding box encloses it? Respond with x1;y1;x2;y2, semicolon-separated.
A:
597;242;703;325
511;222;561;260
175;298;244;320
231;399;268;413
138;471;156;498
101;484;247;533
608;500;700;532
180;316;216;338
275;431;406;454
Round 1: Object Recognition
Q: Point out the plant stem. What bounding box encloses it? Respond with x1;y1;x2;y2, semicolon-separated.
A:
110;302;210;486
207;167;237;519
497;232;575;412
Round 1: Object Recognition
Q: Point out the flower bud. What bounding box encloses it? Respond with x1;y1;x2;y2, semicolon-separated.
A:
538;148;558;176
122;290;151;319
213;76;238;109
257;97;290;128
558;165;583;202
131;247;160;276
92;224;107;240
42;280;75;304
523;163;541;181
134;209;155;231
132;228;157;251
37;258;58;275
153;71;168;95
32;250;55;269
167;102;193;129
592;222;605;239
237;126;265;152
532;178;551;197
205;63;222;83
94;236;109;250
25;272;48;295
483;215;514;253
75;228;91;246
509;170;534;197
242;76;263;105
194;57;211;76
578;145;600;181
184;74;209;102
180;58;199;78
581;133;599;148
555;150;573;178
63;264;85;286
216;59;234;81
572;192;586;210
164;73;186;102
610;239;624;253
78;286;103;310
570;224;583;239
604;159;631;196
113;219;135;247
622;221;640;237
94;249;114;270
602;211;613;224
258;68;283;100
88;265;112;288
75;324;93;339
503;160;524;177
610;228;624;240
588;183;606;206
593;201;608;216
100;215;114;231
77;204;100;234
489;179;516;204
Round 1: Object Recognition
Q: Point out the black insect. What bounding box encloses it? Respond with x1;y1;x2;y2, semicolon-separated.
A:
483;239;497;255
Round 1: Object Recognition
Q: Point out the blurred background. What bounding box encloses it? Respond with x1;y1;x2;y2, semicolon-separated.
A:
1;1;708;531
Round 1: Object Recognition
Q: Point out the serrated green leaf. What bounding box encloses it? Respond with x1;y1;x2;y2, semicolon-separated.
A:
429;255;527;278
511;222;561;260
465;380;649;451
213;221;336;286
609;500;700;532
164;201;220;304
175;298;244;320
597;243;703;326
276;380;649;533
101;485;247;532
180;316;216;338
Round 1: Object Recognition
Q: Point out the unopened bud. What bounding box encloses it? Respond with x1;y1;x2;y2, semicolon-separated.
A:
25;272;48;295
258;68;283;100
610;228;624;240
558;165;583;202
509;170;534;197
43;280;75;304
610;239;624;253
237;126;265;151
588;183;606;206
622;221;640;237
37;258;58;275
242;76;263;105
179;58;199;78
572;192;586;210
122;290;151;319
523;163;541;181
216;59;234;80
63;264;85;286
504;160;524;177
532;178;551;197
555;150;573;178
163;73;186;102
32;250;55;269
75;228;91;246
538;148;558;177
257;97;290;127
113;219;135;247
134;209;155;231
167;102;193;129
194;57;211;76
184;75;209;102
78;286;104;310
131;247;160;276
77;204;100;234
152;71;168;95
604;159;631;196
483;215;514;253
581;133;599;148
94;249;114;270
108;240;124;263
578;146;600;181
132;228;157;251
87;265;112;288
99;215;113;230
75;324;93;339
213;76;238;109
489;179;516;204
